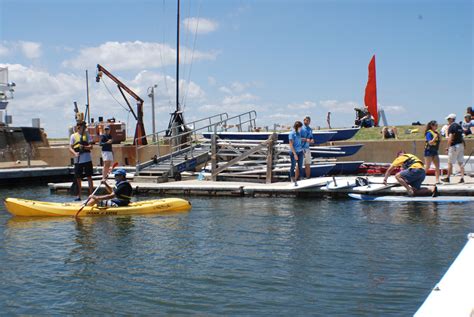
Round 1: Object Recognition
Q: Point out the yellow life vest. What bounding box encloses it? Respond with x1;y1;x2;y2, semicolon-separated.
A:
425;129;440;151
72;132;90;153
401;154;423;170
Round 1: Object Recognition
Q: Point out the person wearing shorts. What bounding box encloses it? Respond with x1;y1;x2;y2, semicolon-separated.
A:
424;120;441;184
442;113;465;183
87;168;133;207
69;122;94;201
100;126;114;180
383;152;437;197
300;116;314;179
289;121;304;185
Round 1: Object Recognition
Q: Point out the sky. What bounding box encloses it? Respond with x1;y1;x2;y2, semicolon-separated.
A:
0;0;472;137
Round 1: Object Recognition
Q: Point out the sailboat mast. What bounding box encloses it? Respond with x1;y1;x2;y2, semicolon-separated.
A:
176;0;180;112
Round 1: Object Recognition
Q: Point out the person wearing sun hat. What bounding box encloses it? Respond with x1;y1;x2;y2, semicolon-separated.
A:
86;168;133;207
442;113;465;183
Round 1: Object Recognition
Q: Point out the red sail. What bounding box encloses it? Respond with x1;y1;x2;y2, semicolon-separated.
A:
364;55;378;126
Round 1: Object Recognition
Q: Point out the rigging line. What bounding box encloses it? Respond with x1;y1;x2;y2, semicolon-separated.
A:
179;0;192;108
160;0;173;110
182;0;203;109
101;79;132;113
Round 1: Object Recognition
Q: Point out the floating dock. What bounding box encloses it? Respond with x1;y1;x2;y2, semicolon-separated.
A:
48;175;474;198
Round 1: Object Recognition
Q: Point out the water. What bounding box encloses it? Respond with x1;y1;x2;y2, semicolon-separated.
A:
0;185;472;315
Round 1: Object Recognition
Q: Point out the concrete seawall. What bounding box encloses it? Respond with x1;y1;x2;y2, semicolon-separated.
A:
10;138;474;168
336;139;474;163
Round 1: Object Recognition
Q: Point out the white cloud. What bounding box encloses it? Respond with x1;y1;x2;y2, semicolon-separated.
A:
287;101;316;110
0;44;9;57
63;41;219;70
382;105;406;113
18;41;42;59
219;81;259;95
0;41;42;59
183;17;218;34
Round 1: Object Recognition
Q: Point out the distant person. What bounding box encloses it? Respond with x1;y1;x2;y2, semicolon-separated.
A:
440;123;449;137
100;126;114;180
467;106;474;117
288;121;304;185
359;105;374;128
383;151;437;197
86;168;132;207
69;122;94;201
381;126;398;140
301;116;314;179
461;114;474;136
424;120;441;184
442;113;465;183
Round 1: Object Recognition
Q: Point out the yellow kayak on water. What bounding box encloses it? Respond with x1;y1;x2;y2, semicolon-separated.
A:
4;198;192;217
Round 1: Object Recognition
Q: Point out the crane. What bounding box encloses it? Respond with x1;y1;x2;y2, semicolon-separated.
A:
96;64;147;145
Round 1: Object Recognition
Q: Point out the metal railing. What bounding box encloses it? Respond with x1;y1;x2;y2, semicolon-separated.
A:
134;110;258;174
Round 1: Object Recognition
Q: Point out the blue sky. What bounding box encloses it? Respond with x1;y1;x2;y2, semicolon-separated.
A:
0;0;472;137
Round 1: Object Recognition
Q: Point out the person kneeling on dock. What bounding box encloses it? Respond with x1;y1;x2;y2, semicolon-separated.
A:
87;169;133;207
383;151;438;197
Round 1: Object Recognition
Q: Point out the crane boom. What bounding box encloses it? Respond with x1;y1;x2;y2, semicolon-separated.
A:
96;64;147;145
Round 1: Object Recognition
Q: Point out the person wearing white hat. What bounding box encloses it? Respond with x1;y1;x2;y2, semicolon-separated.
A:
442;113;465;183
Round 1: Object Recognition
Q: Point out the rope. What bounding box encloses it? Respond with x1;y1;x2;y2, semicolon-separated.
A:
180;0;192;107
101;79;132;113
159;0;173;110
182;0;202;109
463;149;474;168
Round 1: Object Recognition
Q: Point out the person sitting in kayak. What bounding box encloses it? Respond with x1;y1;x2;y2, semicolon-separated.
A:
86;168;133;207
383;151;438;197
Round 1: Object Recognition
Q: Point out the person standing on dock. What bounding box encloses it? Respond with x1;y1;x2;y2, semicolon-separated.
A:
301;116;314;179
424;120;441;184
69;122;94;201
100;126;114;180
383;151;437;197
442;113;465;183
289;121;304;185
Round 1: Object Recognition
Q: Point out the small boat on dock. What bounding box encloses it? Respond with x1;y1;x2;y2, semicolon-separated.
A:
4;198;192;217
321;127;360;141
202;131;337;144
309;144;363;158
325;161;364;175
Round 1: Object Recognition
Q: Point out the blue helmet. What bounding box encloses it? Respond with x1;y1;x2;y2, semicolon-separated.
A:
113;168;127;176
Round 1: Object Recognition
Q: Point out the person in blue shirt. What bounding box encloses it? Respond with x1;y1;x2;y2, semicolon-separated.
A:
289;121;304;185
462;114;474;135
300;116;314;178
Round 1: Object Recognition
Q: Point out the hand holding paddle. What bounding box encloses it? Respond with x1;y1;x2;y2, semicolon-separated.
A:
75;162;118;218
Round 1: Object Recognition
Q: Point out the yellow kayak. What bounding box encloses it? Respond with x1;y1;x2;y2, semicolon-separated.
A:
4;198;192;217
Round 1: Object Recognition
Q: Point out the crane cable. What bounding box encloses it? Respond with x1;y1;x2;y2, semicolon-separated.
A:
101;78;132;114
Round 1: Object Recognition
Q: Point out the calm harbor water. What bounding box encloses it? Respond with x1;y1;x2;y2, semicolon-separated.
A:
0;185;472;315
